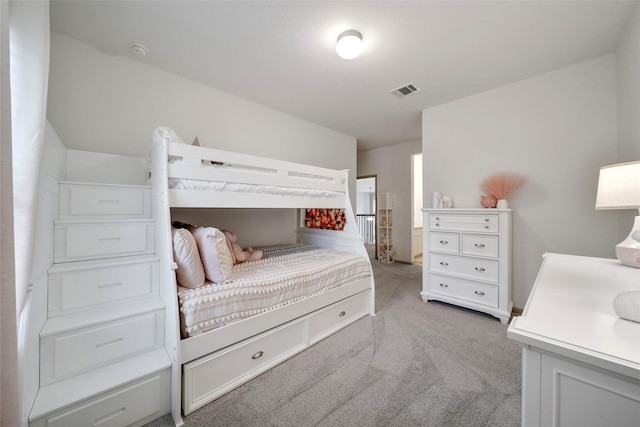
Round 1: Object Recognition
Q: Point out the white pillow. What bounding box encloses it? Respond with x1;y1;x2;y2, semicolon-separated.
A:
172;227;205;289
192;227;233;283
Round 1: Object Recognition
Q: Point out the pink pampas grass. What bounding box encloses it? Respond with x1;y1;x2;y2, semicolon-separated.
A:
481;173;526;201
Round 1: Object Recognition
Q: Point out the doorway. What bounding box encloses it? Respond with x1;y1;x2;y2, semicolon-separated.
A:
356;175;377;260
411;154;423;264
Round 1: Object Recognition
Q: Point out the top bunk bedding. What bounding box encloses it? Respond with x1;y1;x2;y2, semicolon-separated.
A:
178;243;371;338
151;127;348;209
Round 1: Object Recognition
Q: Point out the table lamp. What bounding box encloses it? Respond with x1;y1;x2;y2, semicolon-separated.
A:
595;160;640;268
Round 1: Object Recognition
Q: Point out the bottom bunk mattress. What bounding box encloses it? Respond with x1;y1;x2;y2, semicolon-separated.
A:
178;243;371;337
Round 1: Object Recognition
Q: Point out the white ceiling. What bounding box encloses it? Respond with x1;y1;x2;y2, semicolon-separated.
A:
49;1;637;151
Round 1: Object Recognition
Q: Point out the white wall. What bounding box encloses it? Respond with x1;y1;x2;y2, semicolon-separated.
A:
46;32;358;207
616;4;640;236
617;3;640;161
422;55;621;309
358;139;422;263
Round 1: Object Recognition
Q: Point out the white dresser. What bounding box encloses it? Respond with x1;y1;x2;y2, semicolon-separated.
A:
30;182;171;427
508;253;640;427
421;208;512;324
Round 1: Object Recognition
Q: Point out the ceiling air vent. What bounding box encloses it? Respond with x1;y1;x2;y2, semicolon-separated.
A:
390;83;420;98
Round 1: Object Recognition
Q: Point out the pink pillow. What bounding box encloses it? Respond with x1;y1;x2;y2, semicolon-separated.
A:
172;228;205;289
192;227;233;283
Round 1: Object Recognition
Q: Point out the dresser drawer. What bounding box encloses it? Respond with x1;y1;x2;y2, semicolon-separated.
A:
430;213;498;233
429;274;499;308
40;309;164;385
54;220;154;263
48;257;158;316
308;290;369;344
59;182;150;219
461;234;499;258
429;232;460;253
183;318;307;414
430;253;499;282
31;369;170;427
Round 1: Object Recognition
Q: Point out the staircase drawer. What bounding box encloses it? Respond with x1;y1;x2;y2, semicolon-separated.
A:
59;182;150;219
183;318;307;414
48;257;158;316
30;369;170;427
54;220;154;263
308;290;369;344
40;309;164;385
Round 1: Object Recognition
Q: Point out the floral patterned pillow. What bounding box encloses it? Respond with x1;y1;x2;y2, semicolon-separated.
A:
305;209;346;231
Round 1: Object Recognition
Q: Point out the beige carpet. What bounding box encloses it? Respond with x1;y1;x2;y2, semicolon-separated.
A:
147;260;521;427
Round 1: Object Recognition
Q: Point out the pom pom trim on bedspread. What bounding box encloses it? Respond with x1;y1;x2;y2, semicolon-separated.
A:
177;244;370;336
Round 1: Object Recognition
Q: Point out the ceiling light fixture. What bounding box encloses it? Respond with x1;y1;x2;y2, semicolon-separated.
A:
336;30;363;60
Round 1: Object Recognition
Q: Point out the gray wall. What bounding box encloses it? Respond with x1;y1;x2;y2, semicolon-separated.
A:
422;54;622;309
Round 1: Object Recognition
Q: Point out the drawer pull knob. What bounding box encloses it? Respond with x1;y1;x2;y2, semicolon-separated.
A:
474;243;485;248
484;225;490;229
474;291;485;296
484;218;489;222
440;262;449;266
339;311;346;317
439;283;449;288
435;217;440;220
475;267;485;272
251;351;264;360
435;223;440;227
439;240;448;244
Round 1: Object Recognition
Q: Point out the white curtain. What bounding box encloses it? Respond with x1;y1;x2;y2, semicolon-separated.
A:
2;0;49;425
0;1;19;425
10;0;50;319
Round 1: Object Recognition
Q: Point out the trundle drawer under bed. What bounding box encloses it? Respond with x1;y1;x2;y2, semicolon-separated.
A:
182;289;370;414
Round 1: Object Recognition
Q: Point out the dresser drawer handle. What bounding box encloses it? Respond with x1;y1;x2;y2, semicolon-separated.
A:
435;217;440;220
339;311;346;317
474;243;485;248
484;218;490;222
435;223;440;227
97;281;122;290
440;262;448;266
439;283;449;288
475;267;485;272
474;291;485;296
439;240;448;244
96;337;124;349
484;225;490;229
251;351;264;360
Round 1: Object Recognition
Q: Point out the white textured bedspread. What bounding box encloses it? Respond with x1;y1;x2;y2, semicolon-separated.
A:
178;244;371;337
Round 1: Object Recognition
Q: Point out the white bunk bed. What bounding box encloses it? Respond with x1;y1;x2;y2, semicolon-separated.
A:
149;128;375;425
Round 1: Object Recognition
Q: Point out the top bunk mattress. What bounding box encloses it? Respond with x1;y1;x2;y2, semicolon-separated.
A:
178;244;371;338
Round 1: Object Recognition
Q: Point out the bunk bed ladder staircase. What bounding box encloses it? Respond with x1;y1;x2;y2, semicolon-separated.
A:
29;181;171;426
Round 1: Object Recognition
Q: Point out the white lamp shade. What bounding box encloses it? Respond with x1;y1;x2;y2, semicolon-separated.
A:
595;161;640;210
336;30;363;59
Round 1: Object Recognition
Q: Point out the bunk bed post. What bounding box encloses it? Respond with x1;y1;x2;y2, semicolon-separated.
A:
150;140;184;426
